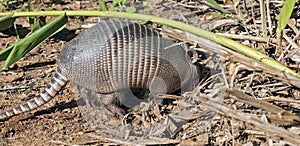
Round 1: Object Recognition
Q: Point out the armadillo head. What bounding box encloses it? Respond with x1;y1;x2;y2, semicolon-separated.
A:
181;46;200;92
149;42;199;94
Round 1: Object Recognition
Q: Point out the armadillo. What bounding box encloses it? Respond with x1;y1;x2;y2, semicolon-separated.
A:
0;19;199;120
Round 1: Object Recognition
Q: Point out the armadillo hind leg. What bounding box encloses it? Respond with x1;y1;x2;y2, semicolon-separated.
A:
76;85;125;120
0;69;68;120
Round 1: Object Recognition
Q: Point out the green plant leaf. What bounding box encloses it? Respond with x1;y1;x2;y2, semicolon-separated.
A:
0;14;68;71
204;0;229;13
210;13;227;19
113;0;126;6
0;13;16;31
30;16;46;32
126;6;136;13
0;10;298;79
98;0;108;11
108;7;116;11
276;0;296;54
277;0;296;32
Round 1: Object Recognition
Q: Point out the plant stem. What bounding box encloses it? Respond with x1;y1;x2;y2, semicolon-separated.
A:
0;11;299;78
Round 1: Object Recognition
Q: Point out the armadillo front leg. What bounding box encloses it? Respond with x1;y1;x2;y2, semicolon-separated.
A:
75;85;125;119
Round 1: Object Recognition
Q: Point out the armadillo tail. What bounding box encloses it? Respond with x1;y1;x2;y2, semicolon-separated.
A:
0;69;68;120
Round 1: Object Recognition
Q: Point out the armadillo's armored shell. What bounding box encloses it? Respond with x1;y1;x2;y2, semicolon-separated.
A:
58;19;198;94
0;19;198;121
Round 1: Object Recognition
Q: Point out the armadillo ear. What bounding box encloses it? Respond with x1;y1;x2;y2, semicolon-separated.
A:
187;49;198;64
179;43;198;64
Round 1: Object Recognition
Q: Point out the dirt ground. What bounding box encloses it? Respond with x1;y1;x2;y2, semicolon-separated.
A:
1;0;300;145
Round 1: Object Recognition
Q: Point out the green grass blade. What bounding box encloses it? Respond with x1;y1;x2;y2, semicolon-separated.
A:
204;0;229;13
276;0;296;52
99;0;108;11
0;11;298;78
0;42;15;61
0;14;68;71
277;0;296;32
0;13;16;31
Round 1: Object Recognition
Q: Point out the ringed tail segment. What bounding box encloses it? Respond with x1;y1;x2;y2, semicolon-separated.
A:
0;69;68;121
